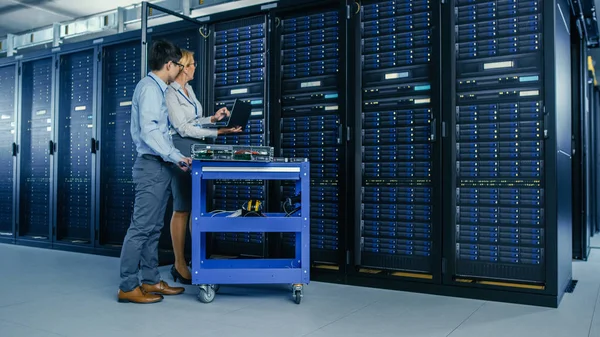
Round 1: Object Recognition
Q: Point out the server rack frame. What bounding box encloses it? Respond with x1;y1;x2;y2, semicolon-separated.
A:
0;57;19;245
145;21;205;259
440;0;574;307
137;2;287;261
347;0;444;284
14;50;58;250
586;59;597;243
594;84;600;237
201;5;274;259
51;43;101;255
268;0;351;272
93;30;144;258
571;23;590;260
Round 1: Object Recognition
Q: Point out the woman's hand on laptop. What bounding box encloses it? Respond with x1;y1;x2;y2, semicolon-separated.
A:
211;107;230;122
217;126;243;135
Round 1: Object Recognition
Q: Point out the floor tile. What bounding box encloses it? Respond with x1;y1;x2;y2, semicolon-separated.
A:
303;294;483;337
1;243;600;337
591;235;600;249
0;319;65;337
206;289;374;335
447;286;598;337
588;284;600;337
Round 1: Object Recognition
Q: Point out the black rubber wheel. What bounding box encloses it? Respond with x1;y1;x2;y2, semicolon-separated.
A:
294;290;302;304
197;287;216;303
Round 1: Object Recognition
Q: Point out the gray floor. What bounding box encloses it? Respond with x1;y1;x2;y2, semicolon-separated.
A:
1;241;600;337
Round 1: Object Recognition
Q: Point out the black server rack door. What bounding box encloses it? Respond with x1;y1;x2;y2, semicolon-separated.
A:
357;0;437;273
548;0;572;296
595;87;600;236
0;64;17;237
587;70;594;255
56;49;96;244
150;29;201;254
19;57;54;240
570;32;586;260
208;16;269;257
99;40;140;246
451;0;547;283
275;7;344;265
583;64;593;258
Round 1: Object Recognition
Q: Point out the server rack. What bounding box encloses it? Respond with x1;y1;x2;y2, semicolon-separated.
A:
53;47;98;251
17;55;56;248
351;0;442;279
148;24;202;255
96;38;141;252
586;59;598;243
590;85;600;236
204;14;270;257
0;62;17;244
443;0;573;306
587;63;597;248
571;25;590;260
270;0;348;267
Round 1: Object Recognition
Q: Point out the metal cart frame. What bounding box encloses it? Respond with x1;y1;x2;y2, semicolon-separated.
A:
190;160;311;304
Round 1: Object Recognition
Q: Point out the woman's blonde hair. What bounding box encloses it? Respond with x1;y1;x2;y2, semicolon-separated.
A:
179;49;195;67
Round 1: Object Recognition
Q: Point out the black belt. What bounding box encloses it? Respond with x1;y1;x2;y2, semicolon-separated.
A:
141;154;167;163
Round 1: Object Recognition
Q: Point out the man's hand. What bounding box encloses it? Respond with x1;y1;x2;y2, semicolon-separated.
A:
177;157;193;172
211;107;230;122
217;126;243;135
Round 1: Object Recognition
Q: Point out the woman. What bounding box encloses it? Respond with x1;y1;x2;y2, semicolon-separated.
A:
165;49;241;284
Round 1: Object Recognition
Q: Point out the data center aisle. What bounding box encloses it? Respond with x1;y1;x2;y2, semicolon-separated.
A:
0;244;599;337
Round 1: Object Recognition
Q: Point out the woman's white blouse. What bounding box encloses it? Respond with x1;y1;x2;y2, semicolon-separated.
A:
165;81;217;139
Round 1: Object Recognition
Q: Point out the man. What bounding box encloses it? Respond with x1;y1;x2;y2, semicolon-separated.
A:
117;39;193;304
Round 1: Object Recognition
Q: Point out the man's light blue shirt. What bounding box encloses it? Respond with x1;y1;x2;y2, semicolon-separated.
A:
130;72;184;164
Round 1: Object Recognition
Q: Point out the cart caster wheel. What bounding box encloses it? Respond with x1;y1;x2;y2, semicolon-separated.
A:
294;290;302;304
197;286;216;303
211;284;220;293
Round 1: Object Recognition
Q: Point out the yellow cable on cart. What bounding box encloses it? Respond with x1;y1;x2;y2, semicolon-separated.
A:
588;56;597;86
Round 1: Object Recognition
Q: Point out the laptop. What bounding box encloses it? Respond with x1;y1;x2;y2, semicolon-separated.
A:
201;98;252;129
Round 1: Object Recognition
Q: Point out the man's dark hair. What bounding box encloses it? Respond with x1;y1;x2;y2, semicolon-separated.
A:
148;39;182;71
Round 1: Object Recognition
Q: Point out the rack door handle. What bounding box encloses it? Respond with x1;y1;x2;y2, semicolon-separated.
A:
12;142;17;156
49;140;56;155
91;138;97;153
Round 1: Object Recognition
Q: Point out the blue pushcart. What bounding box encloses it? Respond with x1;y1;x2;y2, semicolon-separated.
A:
190;160;310;304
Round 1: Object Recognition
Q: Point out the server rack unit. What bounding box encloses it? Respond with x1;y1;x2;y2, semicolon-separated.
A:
0;62;17;243
444;0;573;305
97;38;141;251
271;2;346;266
353;0;442;278
17;55;56;248
206;15;270;257
53;47;98;251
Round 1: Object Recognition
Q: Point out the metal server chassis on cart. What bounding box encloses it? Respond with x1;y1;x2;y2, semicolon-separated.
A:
190;159;311;304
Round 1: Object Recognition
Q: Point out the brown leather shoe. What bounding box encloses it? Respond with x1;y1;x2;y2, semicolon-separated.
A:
117;286;163;304
141;280;185;296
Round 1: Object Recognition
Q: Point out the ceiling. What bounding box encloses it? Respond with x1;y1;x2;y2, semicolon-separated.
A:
0;0;144;36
